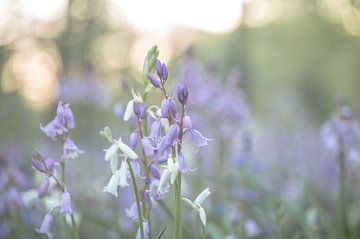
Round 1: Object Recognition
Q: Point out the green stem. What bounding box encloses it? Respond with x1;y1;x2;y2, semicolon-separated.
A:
127;159;145;239
61;162;67;239
201;224;206;239
173;174;182;239
71;214;78;239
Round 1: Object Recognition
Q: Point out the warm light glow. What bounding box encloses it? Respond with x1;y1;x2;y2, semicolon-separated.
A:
1;40;61;110
244;0;284;28
18;0;68;23
107;0;243;34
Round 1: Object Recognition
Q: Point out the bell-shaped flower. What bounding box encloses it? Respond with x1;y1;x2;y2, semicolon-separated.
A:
64;104;75;129
38;176;50;199
188;129;212;149
117;140;138;160
156;59;168;82
129;131;138;150
36;214;54;238
40;118;68;141
182;188;211;226
103;160;130;197
123;100;134;121
161;99;177;118
141;138;154;157
150;120;162;139
60;191;74;215
133;102;147;119
158;158;179;194
104;144;119;162
178;153;188;173
125;201;140;222
63;137;84;159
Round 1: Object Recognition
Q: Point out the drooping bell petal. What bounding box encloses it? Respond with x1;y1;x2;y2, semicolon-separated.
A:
183;115;192;130
38;176;50;199
117;141;138;159
60;191;74;215
162;124;179;152
194;187;211;205
63;137;84;159
104;144;119;162
110;155;118;174
123;100;134;121
125;201;139;222
118;160;129;188
178;153;188;173
133;102;146;119
149;164;161;180
129;131;138;150
141;138;154;157
150;120;162;139
161;99;170;118
167;159;179;184
158;169;170;195
103;171;120;197
168;99;177;117
36;214;54;238
64;105;75;129
189;129;212;148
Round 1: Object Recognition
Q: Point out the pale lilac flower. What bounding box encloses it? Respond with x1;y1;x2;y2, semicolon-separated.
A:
63;137;84;159
126;201;139;221
149;164;161;180
141;138;154;157
40;119;68;140
38;176;50;199
161;99;176;118
244;219;261;238
146;179;164;200
31;152;54;174
64;105;75;129
150;120;162;139
60;191;74;215
183;115;192;130
161;124;179;151
178;153;188;173
188;129;212;148
129;131;139;150
36;214;54;238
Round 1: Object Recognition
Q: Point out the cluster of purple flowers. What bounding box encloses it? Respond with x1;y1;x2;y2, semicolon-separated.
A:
101;47;212;238
32;101;83;238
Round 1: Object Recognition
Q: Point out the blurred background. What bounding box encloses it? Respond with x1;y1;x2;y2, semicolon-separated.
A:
1;0;360;238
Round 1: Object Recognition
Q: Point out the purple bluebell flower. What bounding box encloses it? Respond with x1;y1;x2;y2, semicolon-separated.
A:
31;152;54;174
183;115;192;130
129;131;139;150
160;124;179;152
188;129;212;148
178;153;188;173
141;138;154;157
126;201;139;221
244;219;261;238
146;179;164;200
38;176;50;199
40;119;68;140
130;160;142;178
36;214;54;238
161;99;177;118
64;105;75;129
149;164;161;180
150;120;162;139
177;84;189;105
156;60;168;82
63;137;84;159
133;102;147;119
147;73;160;88
60;191;74;215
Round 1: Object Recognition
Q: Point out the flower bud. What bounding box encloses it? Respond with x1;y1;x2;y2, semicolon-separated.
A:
177;84;189;105
148;73;160;88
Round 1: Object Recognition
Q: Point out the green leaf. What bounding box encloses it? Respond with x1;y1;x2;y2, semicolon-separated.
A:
154;226;167;239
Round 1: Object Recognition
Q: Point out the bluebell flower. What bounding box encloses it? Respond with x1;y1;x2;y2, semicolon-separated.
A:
178;153;188;173
141;138;154;157
182;188;211;226
60;191;74;215
177;84;189;105
63;137;84;160
36;214;54;238
31;152;54;174
150;120;162;139
161;99;177;118
126;201;139;222
147;73;160;88
156;60;168;82
133;102;146;119
188;129;212;149
129;131;139;150
38;176;50;199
